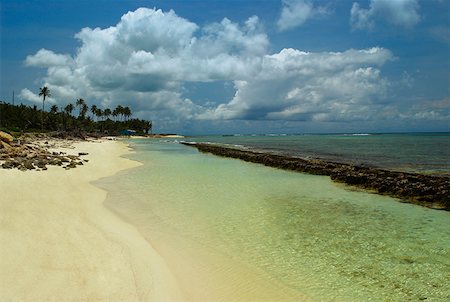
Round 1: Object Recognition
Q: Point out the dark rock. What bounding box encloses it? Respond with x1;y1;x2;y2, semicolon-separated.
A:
1;160;15;169
36;160;47;169
66;162;77;169
23;160;35;170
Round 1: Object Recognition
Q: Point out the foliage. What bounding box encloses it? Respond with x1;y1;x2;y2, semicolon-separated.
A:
0;100;152;135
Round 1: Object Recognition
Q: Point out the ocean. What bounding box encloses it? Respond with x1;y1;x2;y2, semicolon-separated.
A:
182;133;450;175
96;134;450;301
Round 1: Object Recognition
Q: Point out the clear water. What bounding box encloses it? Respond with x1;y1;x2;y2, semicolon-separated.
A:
182;133;450;175
96;140;450;301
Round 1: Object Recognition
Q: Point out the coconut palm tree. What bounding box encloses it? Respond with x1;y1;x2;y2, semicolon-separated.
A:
81;104;88;119
103;108;112;120
112;108;119;121
123;106;132;121
64;103;74;116
115;105;124;121
95;108;103;121
90;105;98;121
50;105;58;114
38;86;51;131
76;98;86;117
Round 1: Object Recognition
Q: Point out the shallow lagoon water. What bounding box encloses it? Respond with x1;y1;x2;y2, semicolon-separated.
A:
97;140;449;301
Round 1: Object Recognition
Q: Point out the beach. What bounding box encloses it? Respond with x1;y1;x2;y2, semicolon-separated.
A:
0;139;184;302
1;136;449;301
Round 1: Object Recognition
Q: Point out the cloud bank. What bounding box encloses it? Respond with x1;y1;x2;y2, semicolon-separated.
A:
20;6;442;132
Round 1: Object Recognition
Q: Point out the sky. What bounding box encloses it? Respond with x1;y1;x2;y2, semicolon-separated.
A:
1;0;449;135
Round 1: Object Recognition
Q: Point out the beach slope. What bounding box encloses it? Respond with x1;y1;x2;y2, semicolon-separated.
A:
0;140;183;302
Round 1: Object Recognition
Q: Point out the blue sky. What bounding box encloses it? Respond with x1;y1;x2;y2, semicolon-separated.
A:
1;0;449;134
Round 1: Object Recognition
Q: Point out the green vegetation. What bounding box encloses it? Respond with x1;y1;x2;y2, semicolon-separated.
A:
0;87;152;136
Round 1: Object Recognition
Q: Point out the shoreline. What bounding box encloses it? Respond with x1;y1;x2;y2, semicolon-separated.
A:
182;142;450;210
0;139;184;301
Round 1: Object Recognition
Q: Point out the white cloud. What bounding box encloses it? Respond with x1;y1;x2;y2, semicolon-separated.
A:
25;49;73;68
22;8;268;124
351;0;421;31
19;88;42;104
19;88;56;105
198;47;394;121
277;0;328;31
22;7;425;132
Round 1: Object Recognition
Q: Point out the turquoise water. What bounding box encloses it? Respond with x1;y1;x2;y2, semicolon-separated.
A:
183;133;450;175
97;139;450;301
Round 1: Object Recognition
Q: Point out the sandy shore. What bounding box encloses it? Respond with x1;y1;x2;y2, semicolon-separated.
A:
0;139;184;302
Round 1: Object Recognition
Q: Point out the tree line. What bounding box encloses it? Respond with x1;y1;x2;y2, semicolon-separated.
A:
0;87;152;135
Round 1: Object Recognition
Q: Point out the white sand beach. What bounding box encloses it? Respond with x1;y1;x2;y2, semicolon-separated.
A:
0;140;184;302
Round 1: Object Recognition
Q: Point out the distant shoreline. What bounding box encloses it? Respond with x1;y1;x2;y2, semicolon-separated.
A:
182;142;450;211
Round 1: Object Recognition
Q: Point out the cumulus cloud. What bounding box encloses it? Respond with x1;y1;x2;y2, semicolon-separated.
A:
351;0;421;31
277;0;328;31
19;88;56;105
25;49;74;68
198;47;394;121
22;8;268;123
22;7;423;131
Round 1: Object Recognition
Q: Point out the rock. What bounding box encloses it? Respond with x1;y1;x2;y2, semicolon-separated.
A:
49;158;62;166
23;160;35;170
26;152;37;159
65;162;77;169
1;160;15;169
36;160;47;169
78;152;88;156
0;141;13;151
0;131;13;143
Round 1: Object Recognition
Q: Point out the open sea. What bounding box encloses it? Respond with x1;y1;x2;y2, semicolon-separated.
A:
182;133;450;175
96;133;450;301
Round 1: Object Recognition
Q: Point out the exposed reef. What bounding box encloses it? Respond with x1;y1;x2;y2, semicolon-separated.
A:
181;142;450;211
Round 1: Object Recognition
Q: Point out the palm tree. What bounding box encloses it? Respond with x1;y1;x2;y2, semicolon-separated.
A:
64;103;74;116
50;105;58;114
81;104;88;119
104;108;112;120
38;86;51;131
123;106;132;121
112;108;119;121
95;108;103;121
90;105;98;121
115;105;124;121
76;98;86;117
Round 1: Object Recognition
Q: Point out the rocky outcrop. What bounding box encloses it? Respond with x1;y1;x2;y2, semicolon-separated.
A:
0;133;88;171
182;142;450;211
